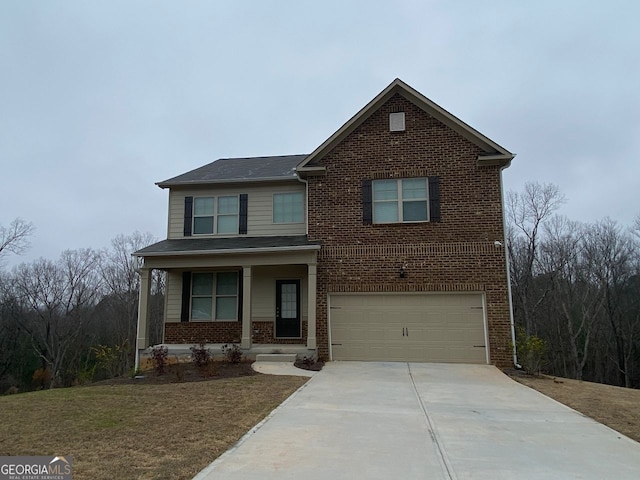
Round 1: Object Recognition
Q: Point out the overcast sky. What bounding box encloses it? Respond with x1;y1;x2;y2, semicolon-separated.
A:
1;1;639;266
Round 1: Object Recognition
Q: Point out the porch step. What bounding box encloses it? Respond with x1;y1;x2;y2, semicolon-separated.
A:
255;353;297;363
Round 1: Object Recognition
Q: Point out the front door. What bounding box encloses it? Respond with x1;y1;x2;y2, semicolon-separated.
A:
275;280;301;338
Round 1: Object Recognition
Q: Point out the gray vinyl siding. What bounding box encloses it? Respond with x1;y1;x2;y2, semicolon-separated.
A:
165;271;183;323
168;183;306;239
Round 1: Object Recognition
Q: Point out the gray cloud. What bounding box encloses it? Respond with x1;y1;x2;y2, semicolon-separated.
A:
1;1;638;266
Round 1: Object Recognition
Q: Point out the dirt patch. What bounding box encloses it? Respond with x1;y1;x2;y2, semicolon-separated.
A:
507;370;640;443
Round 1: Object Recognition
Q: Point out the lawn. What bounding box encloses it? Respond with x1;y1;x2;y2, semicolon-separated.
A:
0;367;307;480
510;373;640;443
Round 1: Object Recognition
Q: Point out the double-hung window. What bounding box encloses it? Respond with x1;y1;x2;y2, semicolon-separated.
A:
193;196;239;235
273;192;304;224
191;272;239;321
373;178;428;223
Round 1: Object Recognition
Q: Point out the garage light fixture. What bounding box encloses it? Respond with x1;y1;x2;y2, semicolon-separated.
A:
399;264;407;278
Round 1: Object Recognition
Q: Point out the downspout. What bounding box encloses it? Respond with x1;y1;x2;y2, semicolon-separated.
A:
294;170;309;235
500;165;519;367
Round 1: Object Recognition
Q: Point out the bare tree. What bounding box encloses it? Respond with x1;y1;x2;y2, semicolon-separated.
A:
0;218;34;260
583;219;638;387
11;249;103;387
539;217;602;380
98;232;158;373
506;182;565;335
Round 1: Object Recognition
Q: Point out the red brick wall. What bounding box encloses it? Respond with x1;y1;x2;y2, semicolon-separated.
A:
164;321;308;345
164;322;242;344
251;321;308;344
307;94;513;366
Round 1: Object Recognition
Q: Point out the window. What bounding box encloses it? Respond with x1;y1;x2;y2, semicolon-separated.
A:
192;196;239;235
273;192;304;224
373;178;428;223
190;272;239;321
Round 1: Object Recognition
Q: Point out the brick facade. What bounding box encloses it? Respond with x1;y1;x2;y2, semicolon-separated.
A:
307;94;513;366
164;320;308;346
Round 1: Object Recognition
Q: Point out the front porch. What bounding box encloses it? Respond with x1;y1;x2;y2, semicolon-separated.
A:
134;236;321;369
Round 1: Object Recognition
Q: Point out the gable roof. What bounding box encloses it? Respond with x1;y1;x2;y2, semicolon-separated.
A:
157;154;307;188
296;78;514;172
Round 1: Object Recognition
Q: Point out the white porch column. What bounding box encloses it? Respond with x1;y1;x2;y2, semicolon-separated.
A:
135;267;152;369
241;266;252;349
306;264;317;349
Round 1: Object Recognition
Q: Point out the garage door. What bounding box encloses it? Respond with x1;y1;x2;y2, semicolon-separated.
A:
329;294;487;363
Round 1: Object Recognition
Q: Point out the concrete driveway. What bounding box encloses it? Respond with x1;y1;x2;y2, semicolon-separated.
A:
194;362;640;479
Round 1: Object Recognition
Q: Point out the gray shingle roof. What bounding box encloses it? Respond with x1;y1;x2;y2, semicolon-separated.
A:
135;235;321;256
157;154;308;188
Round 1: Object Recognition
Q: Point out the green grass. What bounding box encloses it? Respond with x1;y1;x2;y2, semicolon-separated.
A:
0;374;307;479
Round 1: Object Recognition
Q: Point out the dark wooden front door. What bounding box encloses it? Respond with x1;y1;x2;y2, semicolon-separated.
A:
275;280;301;338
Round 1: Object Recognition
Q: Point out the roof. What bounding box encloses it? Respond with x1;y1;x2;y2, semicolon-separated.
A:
297;78;515;172
157;154;308;188
134;235;321;257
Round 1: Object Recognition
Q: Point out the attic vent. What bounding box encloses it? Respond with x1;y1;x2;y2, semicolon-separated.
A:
389;112;405;132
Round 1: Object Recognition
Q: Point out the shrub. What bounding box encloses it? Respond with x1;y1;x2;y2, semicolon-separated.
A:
221;344;242;364
515;326;547;375
190;343;212;368
149;345;169;375
5;386;19;395
32;368;52;389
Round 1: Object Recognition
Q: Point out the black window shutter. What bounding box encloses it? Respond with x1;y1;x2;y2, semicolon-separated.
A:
428;176;441;222
183;196;193;236
362;180;373;224
239;194;248;234
181;271;191;322
237;270;243;322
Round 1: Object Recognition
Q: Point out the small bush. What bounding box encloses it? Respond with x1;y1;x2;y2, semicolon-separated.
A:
221;344;242;364
515;327;547;375
32;368;52;389
149;346;169;375
190;343;212;368
5;386;19;395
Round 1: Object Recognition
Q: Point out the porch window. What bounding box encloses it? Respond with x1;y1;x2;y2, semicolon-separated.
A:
190;272;239;321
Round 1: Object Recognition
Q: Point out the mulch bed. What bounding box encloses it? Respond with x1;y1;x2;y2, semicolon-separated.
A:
91;361;258;386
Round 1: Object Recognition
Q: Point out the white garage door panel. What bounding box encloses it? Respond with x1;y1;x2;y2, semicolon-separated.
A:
330;294;486;363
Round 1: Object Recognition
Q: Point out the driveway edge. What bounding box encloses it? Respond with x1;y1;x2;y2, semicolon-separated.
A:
192;372;319;480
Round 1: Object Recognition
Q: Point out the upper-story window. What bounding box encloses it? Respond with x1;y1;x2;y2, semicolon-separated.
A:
373;178;428;223
193;196;239;234
273;192;304;224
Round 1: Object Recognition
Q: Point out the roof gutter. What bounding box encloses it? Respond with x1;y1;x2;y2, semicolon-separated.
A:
156;175;300;189
477;154;514;168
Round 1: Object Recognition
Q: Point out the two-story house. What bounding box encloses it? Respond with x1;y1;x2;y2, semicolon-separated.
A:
135;79;516;367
